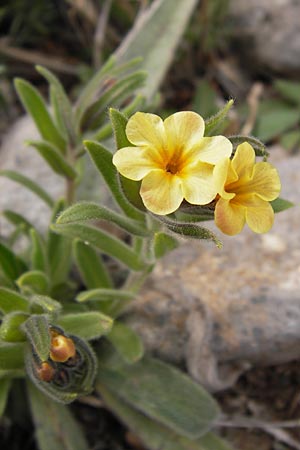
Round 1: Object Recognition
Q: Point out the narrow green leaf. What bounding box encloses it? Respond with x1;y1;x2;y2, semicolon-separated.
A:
14;78;66;151
0;242;27;282
98;356;220;439
271;197;294;213
274;79;300;105
47;200;72;287
30;229;47;272
280;130;300;151
204;99;234;136
0;378;11;417
192;79;218;118
16;271;50;296
0;342;25;370
75;56;141;125
158;217;222;248
57;201;149;236
107;321;144;363
27;140;77;179
84;140;145;221
0;170;54;208
22;315;51;362
29;294;62;316
0;312;28;342
76;288;134;303
28;383;90;450
51;223;148;271
57;312;113;340
255;107;300;142
36;65;76;146
109;107;131;148
99;387;233;450
229;135;269;158
109;108;147;212
114;0;198;101
153;232;179;259
2;210;33;234
91;94;145;142
73;239;113;289
0;288;29;313
81;71;147;130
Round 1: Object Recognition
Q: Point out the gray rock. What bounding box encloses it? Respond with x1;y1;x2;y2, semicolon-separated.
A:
228;0;300;76
0;115;111;238
126;147;300;391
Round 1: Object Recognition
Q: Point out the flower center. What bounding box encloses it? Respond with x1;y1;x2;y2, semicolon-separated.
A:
165;161;179;174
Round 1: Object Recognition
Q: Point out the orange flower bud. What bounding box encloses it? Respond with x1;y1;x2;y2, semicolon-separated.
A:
36;361;55;382
49;331;76;363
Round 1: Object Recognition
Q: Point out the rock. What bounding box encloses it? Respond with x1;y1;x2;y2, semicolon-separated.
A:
0;115;64;237
126;147;300;391
0;115;110;238
228;0;300;76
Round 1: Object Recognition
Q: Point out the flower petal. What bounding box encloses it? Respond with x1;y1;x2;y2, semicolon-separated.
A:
250;162;281;201
231;142;255;180
126;112;166;148
213;158;236;200
189;136;232;164
140;171;183;215
214;198;246;235
181;163;218;205
240;195;275;233
164;111;205;152
113;147;158;180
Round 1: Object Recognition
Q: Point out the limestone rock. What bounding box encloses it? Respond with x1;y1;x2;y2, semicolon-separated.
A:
126;148;300;391
228;0;300;76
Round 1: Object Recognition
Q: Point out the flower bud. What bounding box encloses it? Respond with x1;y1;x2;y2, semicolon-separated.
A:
49;331;76;362
36;361;55;382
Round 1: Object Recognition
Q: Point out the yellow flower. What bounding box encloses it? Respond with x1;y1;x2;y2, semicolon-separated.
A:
213;142;281;235
112;111;232;215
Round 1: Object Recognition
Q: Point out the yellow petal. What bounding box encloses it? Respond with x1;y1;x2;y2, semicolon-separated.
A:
181;163;218;205
213;158;236;200
140;171;183;215
189;136;232;164
126;112;166;149
214;198;246;235
250;162;281;201
240;195;275;233
231;142;255;180
164;111;205;152
112;147;158;180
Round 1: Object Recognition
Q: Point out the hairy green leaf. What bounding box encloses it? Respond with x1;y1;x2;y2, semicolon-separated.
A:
74;239;112;289
36;65;76;146
99;387;233;450
52;222;148;271
57;312;113;340
28;383;90;450
205;99;234;136
0;312;28;342
27;140;77;179
0;170;54;208
14;78;65;151
57;202;149;236
84;140;145;221
107;321;144;363
0;242;27;282
0;288;29;314
271;197;294;213
98;356;220;439
0;378;11;417
22;315;51;362
17;271;50;295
